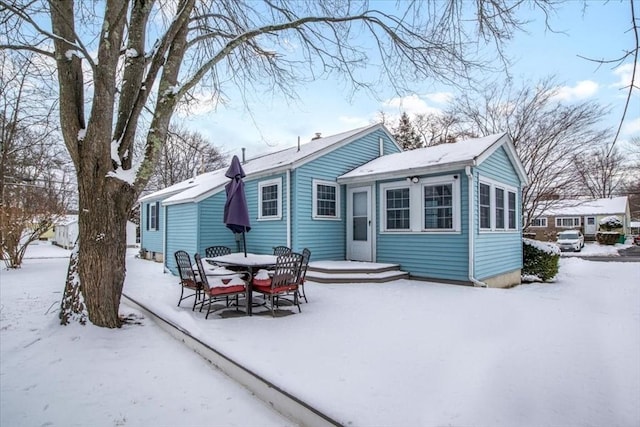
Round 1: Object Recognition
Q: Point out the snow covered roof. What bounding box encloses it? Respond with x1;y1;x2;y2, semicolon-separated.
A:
338;132;527;184
144;123;396;205
55;215;78;226
542;196;629;216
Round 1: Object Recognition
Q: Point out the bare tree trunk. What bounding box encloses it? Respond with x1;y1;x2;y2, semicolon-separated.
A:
72;160;136;327
59;247;86;325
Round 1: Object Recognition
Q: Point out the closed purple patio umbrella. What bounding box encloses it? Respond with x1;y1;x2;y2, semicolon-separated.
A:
223;155;251;256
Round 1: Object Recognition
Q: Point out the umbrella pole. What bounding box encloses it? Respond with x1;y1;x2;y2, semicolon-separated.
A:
243;228;247;257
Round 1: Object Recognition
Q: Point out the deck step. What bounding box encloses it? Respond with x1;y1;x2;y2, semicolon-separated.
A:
306;261;409;283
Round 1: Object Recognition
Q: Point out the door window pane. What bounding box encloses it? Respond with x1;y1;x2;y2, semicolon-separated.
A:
352;191;368;241
353;217;368;241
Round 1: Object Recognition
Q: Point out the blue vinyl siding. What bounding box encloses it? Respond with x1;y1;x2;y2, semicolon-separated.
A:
477;146;520;187
243;173;289;254
376;170;470;282
473;146;524;279
140;201;163;253
294;129;398;260
165;204;199;274
197;193;239;253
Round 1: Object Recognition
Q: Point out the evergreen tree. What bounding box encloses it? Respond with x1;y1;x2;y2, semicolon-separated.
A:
393;112;423;150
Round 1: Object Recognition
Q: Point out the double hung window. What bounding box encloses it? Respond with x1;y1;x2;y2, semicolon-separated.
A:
258;178;282;220
313;180;340;219
479;178;518;231
147;202;159;231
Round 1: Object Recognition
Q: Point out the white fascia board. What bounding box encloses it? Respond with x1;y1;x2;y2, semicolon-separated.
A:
337;160;473;185
138;187;196;204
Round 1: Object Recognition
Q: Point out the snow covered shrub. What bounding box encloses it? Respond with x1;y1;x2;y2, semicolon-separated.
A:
522;238;560;282
599;215;623;230
597;216;623;245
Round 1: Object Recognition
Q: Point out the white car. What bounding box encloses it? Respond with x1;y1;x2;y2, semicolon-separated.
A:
556;230;585;252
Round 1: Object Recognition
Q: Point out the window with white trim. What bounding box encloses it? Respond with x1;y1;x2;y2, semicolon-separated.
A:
479;183;491;229
380;175;460;233
258;178;281;220
495;188;505;229
147;202;159;231
424;183;453;229
385;187;410;230
531;217;548;227
555;217;580;228
479;178;518;231
312;180;340;219
508;192;517;229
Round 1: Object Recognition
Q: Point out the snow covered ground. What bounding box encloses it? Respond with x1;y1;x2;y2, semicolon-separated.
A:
1;241;638;426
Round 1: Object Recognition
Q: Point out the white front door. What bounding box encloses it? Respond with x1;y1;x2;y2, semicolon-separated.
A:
585;216;597;235
347;186;372;262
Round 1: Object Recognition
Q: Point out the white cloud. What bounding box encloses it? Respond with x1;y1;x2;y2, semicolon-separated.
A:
175;91;223;116
424;92;454;104
338;115;371;127
552;80;599;101
622;116;640;136
381;94;443;116
610;62;640;89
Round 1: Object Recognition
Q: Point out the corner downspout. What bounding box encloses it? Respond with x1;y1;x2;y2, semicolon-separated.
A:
466;166;487;287
286;169;291;248
162;203;169;274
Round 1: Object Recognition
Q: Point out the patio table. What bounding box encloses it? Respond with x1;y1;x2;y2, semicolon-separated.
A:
205;253;278;316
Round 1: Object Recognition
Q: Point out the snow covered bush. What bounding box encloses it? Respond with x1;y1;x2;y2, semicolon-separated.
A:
522;238;560;282
597;216;623;245
599;216;623;231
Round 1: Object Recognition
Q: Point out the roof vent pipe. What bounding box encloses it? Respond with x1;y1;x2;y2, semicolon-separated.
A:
241;147;246;164
312;132;322;140
297;136;300;152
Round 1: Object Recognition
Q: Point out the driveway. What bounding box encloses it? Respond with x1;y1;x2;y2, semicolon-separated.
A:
578;244;640;262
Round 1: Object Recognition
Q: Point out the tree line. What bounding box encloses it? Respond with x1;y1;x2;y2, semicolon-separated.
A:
386;77;640;227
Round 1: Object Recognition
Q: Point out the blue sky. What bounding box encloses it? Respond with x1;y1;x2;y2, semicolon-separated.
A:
177;0;639;160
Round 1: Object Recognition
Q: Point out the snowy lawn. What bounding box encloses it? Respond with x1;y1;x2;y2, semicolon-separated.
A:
0;243;293;427
2;242;639;426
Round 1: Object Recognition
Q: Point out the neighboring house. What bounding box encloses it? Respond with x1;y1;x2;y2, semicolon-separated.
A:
140;124;528;288
54;215;138;249
53;215;79;249
525;196;631;241
630;221;640;236
38;225;55;241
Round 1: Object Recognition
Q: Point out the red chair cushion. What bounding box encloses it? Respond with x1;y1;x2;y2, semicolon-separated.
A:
181;279;200;289
252;278;271;287
208;285;246;296
253;285;297;294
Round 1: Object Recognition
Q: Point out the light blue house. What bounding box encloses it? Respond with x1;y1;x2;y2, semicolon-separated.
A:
139;123;528;288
